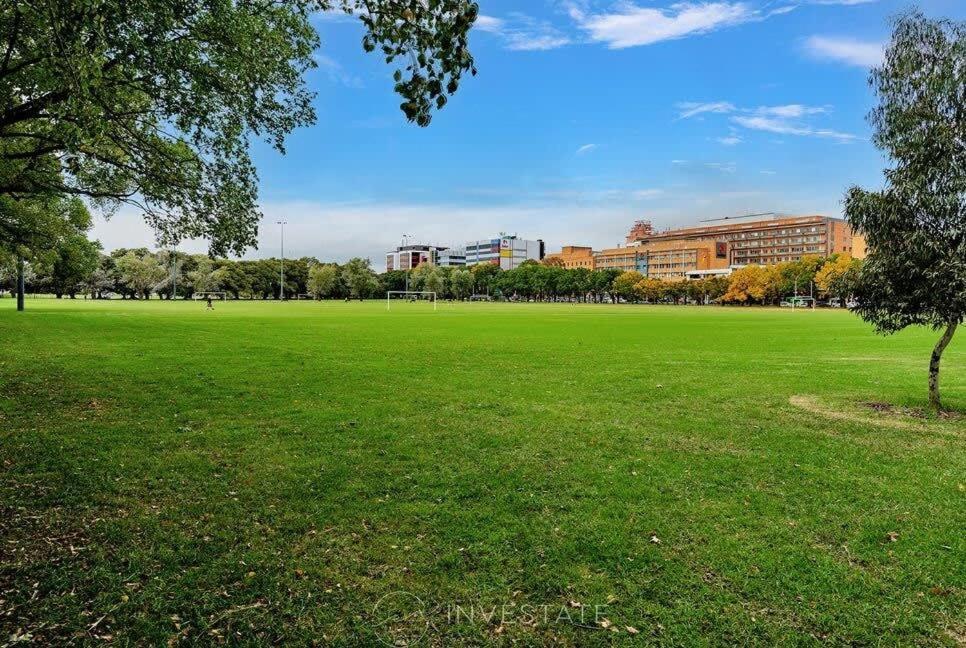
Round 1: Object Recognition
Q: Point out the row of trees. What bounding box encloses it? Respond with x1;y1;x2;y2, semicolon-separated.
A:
2;246;864;306
0;249;389;301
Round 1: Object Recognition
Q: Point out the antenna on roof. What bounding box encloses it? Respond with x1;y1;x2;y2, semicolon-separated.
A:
700;211;775;223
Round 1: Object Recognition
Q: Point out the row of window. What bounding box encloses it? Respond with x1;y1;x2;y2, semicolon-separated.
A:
732;236;825;248
727;225;823;239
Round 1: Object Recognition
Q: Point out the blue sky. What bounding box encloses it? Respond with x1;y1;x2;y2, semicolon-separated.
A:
93;0;966;264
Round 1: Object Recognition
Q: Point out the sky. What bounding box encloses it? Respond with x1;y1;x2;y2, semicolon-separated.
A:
91;0;966;267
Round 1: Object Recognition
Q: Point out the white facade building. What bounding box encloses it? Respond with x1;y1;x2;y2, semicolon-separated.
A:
464;236;545;270
437;248;467;267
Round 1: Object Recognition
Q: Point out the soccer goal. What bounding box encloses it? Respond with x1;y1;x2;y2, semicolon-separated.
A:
386;291;437;311
193;291;227;300
296;293;315;301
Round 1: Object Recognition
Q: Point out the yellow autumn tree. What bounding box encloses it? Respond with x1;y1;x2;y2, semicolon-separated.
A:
815;255;862;303
612;270;644;302
723;264;771;304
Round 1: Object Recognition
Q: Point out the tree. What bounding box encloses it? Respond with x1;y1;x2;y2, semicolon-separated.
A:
84;254;115;299
381;270;408;293
48;233;100;298
308;264;338;299
815;255;862;305
771;256;822;304
450;268;473;300
542;256;565;268
1;1;478;257
116;251;165;299
612;271;643;303
187;257;227;296
0;193;92;309
844;12;966;411
470;262;500;295
723;265;770;304
341;257;378;300
422;266;445;295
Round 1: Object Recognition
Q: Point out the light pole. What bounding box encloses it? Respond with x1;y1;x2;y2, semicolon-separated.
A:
171;247;177;301
401;233;411;292
277;220;287;300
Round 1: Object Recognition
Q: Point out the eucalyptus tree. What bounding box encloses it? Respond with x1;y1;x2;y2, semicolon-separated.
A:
845;12;966;411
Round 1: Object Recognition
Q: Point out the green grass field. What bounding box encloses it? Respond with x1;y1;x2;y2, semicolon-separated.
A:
1;299;963;646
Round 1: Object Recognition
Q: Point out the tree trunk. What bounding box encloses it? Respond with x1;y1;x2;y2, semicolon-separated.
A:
16;256;25;312
928;320;959;411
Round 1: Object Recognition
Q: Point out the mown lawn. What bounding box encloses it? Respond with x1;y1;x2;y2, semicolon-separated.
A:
1;299;963;646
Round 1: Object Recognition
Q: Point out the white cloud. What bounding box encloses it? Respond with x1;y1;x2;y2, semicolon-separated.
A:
475;12;571;51
572;2;758;49
475;15;505;32
575;143;597;155
632;189;664;199
676;101;736;119
676;98;858;141
732;115;857;141
313;53;364;88
804;35;883;67
754;104;827;118
760;170;777;175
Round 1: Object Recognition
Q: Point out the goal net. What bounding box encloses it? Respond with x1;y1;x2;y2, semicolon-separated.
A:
193;291;227;300
386;291;437;311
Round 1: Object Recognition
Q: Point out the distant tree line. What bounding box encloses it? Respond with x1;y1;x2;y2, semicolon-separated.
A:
0;248;385;301
0;245;862;306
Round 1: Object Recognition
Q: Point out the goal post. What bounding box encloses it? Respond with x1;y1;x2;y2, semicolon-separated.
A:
386;291;437;311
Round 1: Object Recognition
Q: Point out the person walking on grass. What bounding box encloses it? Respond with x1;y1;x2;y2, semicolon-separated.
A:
206;296;214;311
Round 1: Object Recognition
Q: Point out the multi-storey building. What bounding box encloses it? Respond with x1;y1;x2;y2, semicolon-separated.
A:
594;238;730;279
385;244;448;272
629;214;858;266
549;214;863;281
543;246;596;269
465;235;545;270
437;248;467;267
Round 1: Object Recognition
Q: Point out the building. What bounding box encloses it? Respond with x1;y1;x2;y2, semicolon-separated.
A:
465;235;545;270
543;245;596;269
437;248;467;267
385;244;448;272
594;238;731;280
552;214;864;281
627;214;860;266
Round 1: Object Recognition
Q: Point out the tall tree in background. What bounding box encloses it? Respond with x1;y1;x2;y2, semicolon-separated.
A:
308;264;339;299
1;0;478;260
341;257;378;300
845;12;966;411
48;233;100;298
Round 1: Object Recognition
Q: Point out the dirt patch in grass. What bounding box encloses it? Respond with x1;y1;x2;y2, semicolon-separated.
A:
861;401;926;418
789;395;963;441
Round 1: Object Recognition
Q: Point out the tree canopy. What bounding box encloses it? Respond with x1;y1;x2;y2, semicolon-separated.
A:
844;12;966;410
1;0;478;256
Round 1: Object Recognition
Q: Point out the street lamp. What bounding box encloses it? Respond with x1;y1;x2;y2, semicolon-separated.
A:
277;221;287;300
401;233;411;291
171;246;177;300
